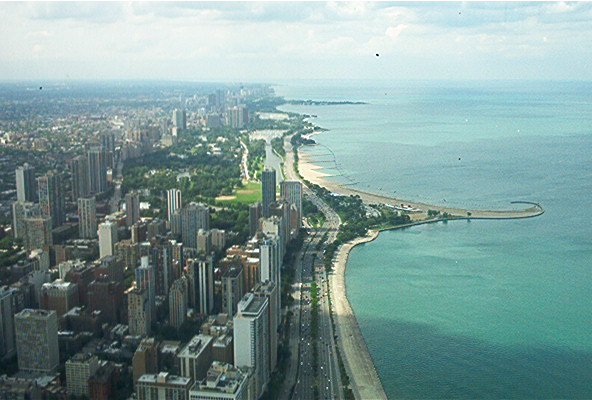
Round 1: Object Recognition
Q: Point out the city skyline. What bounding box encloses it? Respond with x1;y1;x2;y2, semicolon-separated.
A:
1;1;591;82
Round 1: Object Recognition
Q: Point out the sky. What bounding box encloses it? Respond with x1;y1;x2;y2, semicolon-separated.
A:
1;1;591;82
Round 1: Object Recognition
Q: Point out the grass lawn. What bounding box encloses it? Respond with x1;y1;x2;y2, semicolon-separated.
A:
217;182;262;205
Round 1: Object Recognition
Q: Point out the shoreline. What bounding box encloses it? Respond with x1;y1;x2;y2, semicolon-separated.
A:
298;142;545;400
299;150;544;220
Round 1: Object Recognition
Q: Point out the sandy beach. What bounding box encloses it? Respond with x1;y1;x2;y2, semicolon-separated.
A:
300;145;545;400
331;230;388;400
299;151;544;220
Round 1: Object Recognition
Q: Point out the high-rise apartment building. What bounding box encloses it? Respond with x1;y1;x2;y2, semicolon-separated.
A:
222;266;244;317
16;163;36;203
127;287;151;336
169;276;188;329
132;338;159;384
78;197;97;239
38;171;65;227
254;281;279;372
136;372;192;400
87;146;108;194
186;256;214;315
11;201;41;239
98;221;118;258
260;237;281;288
40;280;79;318
166;189;182;222
125;191;140;226
173;109;187;130
87;276;123;325
248;202;262;237
233;293;270;398
71;155;89;200
280;180;302;226
14;309;59;373
135;257;155;319
66;352;99;397
178;334;214;383
180;203;210;250
24;215;52;251
261;168;276;218
0;288;16;359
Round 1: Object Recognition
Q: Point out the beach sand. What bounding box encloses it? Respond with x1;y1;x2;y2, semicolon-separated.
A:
331;230;388;400
300;145;544;400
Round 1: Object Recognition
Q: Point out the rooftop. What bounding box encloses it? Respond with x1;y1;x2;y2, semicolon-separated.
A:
137;372;191;387
179;334;213;358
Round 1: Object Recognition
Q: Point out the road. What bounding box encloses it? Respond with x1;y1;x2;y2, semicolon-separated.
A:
279;136;344;400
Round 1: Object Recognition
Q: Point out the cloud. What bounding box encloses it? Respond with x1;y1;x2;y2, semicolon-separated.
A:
0;1;591;81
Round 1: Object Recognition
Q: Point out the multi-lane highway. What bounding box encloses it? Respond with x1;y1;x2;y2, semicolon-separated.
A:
279;136;344;400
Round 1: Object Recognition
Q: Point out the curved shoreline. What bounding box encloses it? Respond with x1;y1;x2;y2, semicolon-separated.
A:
301;148;545;400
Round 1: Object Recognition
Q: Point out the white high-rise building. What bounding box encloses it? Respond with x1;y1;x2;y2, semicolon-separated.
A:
77;197;97;239
166;189;182;222
233;293;270;399
15;163;36;203
98;221;118;258
254;281;279;372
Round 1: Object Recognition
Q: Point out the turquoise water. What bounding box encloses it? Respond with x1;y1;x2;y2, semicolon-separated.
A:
276;80;592;399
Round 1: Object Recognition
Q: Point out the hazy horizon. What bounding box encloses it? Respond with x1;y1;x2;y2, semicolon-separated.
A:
1;1;591;82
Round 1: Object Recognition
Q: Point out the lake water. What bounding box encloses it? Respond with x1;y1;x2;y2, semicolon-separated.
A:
276;80;592;399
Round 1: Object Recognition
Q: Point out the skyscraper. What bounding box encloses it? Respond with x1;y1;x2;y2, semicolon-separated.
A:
173;109;187;130
98;221;118;258
14;309;59;373
71;155;89;200
186;256;214;315
260;237;281;289
87;146;107;194
135;257;155;319
125;191;140;226
38;171;65;227
78;197;97;239
127;287;151;336
24;215;52;251
11;201;41;239
222;266;244;317
15;163;36;202
0;288;16;359
262;168;276;218
254;281;279;372
180;203;210;250
233;293;270;398
168;276;188;328
166;189;182;222
249;201;262;237
280;180;303;225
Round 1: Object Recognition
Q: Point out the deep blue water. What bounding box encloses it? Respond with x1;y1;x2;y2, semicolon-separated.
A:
276;80;592;399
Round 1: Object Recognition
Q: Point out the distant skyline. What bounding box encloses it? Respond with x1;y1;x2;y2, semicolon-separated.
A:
1;1;591;82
